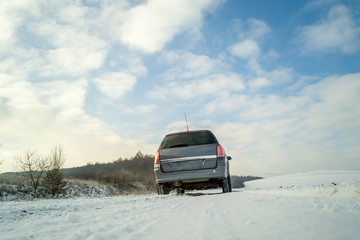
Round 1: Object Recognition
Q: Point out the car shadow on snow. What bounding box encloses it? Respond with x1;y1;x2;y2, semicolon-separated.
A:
184;189;241;197
185;192;223;197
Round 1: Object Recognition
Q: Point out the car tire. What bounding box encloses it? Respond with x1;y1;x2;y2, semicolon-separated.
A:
176;189;185;195
222;178;230;193
228;175;232;192
157;184;170;195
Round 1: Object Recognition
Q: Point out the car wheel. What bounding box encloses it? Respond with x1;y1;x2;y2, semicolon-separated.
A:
222;178;230;193
176;189;185;195
157;184;170;195
228;175;232;192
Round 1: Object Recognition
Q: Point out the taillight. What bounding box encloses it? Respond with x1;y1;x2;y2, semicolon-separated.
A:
217;145;225;158
155;151;160;164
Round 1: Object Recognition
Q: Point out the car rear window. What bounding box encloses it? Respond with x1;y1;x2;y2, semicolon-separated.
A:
159;131;218;149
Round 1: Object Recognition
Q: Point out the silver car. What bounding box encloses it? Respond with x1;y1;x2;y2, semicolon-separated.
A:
154;130;232;195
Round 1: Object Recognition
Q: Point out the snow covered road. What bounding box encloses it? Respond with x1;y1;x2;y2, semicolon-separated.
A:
1;171;360;240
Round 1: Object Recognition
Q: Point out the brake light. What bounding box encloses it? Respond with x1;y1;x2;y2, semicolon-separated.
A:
217;145;225;158
155;151;160;164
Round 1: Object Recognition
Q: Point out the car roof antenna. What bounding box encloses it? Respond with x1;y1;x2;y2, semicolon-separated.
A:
184;113;189;131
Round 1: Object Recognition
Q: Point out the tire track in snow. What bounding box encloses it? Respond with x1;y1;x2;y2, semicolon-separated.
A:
118;194;199;239
127;191;238;240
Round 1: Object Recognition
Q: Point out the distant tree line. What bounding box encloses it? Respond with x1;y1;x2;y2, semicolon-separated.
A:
63;151;156;191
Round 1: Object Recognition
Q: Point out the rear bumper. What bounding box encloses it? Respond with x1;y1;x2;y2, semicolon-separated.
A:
154;159;228;184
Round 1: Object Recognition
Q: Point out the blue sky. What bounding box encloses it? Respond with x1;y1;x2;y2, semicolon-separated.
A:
1;0;359;175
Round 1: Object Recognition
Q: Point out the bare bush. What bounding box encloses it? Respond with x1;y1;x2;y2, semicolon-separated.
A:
13;146;68;197
49;145;65;170
15;151;50;195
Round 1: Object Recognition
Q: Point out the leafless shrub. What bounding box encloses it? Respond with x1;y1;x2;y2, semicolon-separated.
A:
15;151;50;195
49;145;65;170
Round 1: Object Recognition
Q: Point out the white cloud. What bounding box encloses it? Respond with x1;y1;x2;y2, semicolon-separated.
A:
44;46;106;76
148;72;245;99
165;121;191;133
0;0;40;54
245;58;263;75
246;18;271;39
228;18;270;60
228;18;288;88
204;94;248;115
0;74;41;109
0;1;161;172
0;47;43;77
57;4;87;25
37;79;88;118
126;57;148;76
0;75;153;172
0;4;17;51
266;67;294;84
29;19;108;76
233;18;271;40
161;50;230;79
207;73;360;175
93;72;136;99
245;59;294;89
0;1;110;77
108;55;147;77
163;119;218;135
248;77;272;89
124;104;158;115
207;73;360;121
298;5;360;54
301;73;360;130
150;51;239;100
118;0;223;53
264;49;279;59
229;39;261;59
205;92;308;120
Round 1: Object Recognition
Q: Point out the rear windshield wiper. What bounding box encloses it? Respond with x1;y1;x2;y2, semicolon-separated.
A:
168;143;189;148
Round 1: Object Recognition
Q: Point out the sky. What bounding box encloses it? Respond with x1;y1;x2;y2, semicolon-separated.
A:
0;0;359;176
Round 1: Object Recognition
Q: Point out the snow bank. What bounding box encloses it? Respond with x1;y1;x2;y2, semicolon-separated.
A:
245;170;360;199
0;183;118;201
0;179;151;201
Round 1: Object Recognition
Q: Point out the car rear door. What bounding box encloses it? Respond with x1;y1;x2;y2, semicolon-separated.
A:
159;143;218;173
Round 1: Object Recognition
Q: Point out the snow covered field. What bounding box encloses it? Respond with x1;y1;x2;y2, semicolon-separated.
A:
1;171;359;240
